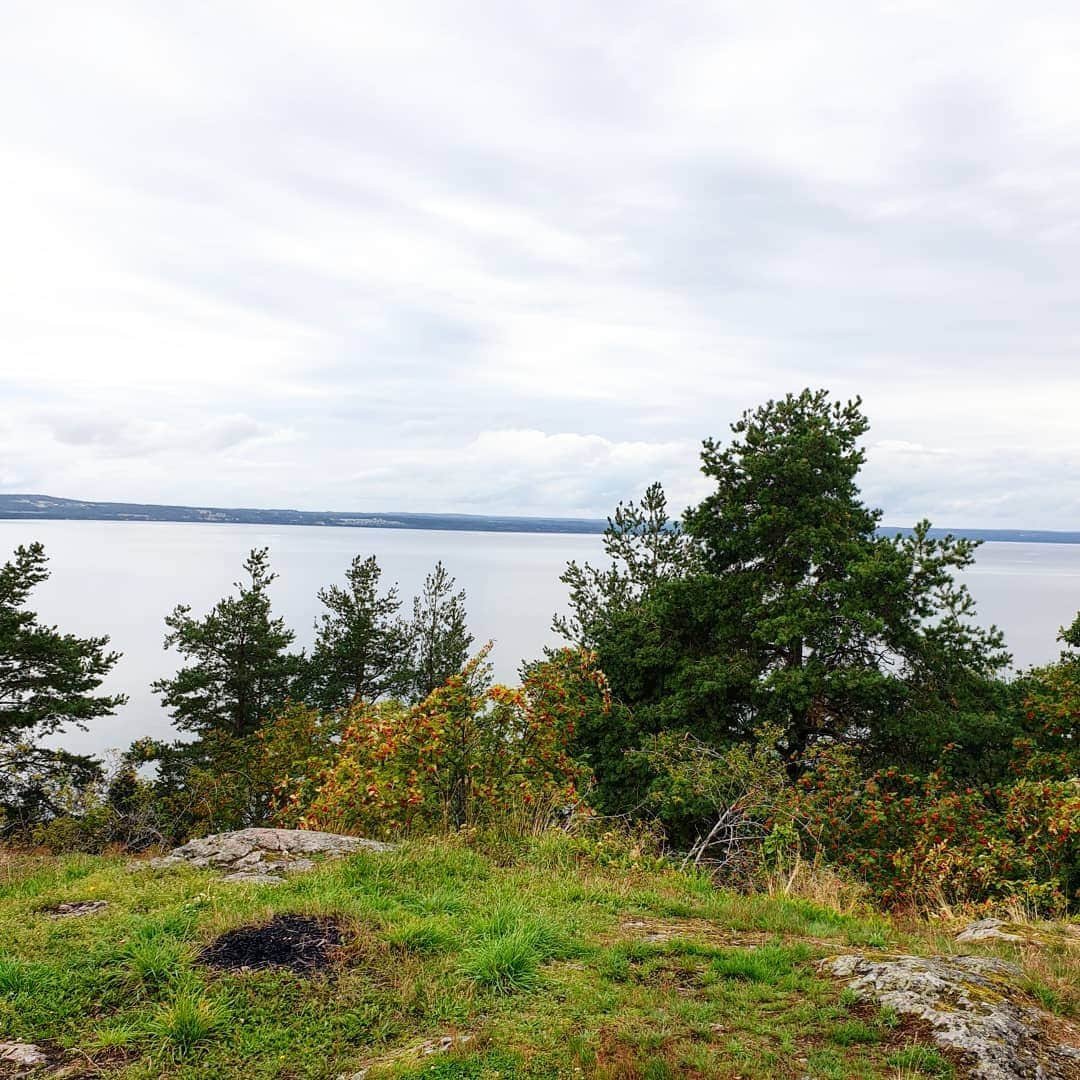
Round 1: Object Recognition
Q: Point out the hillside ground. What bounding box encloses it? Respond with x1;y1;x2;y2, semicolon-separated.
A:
1;835;1077;1079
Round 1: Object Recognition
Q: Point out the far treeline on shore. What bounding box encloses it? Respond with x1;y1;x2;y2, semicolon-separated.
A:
2;388;1079;916
2;491;1079;545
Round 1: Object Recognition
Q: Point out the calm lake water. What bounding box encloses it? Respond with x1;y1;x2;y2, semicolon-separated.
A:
4;521;1080;757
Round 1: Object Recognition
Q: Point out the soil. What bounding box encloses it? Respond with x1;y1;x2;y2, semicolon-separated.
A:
197;914;344;973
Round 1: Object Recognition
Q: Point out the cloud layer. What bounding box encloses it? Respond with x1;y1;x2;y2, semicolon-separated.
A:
2;2;1079;527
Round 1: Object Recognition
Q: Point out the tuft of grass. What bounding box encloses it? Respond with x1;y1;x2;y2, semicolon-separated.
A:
119;937;189;991
87;1018;143;1051
386;917;457;954
1024;978;1065;1014
0;957;40;995
144;985;229;1059
886;1044;955;1076
642;1061;678;1080
458;929;542;993
711;941;811;985
468;900;571;961
829;1018;881;1046
596;940;660;982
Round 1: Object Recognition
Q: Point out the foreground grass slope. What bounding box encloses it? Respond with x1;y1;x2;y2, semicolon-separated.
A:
1;836;1076;1079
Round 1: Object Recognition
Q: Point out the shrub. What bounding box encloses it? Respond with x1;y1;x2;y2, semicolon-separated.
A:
796;728;1077;914
796;746;1030;911
287;647;596;837
636;727;797;879
30;757;163;853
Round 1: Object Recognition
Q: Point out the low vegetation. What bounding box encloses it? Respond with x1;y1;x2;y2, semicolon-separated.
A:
6;831;1075;1079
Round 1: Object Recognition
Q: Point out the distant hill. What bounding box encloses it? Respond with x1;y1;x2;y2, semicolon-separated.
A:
1;494;1078;543
0;494;608;535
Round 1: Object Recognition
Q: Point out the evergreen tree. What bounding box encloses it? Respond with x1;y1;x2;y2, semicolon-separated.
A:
1060;610;1080;651
566;390;1012;812
408;561;473;701
304;554;411;709
0;542;125;827
152;547;300;739
683;389;1009;767
554;481;695;648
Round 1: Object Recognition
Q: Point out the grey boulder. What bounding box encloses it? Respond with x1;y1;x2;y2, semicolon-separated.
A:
148;827;394;883
824;952;1080;1080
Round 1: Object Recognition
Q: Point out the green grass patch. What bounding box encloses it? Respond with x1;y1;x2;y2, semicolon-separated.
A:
711;941;812;985
886;1044;955;1076
458;930;543;993
0;833;1027;1078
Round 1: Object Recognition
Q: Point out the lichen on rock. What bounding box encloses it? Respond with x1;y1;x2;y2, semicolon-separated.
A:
955;918;1026;944
955;917;1080;950
146;827;395;883
824;952;1080;1080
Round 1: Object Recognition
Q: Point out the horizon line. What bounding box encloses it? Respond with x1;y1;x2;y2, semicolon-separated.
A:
1;493;1079;543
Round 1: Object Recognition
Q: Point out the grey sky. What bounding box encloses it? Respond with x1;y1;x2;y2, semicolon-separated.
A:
2;2;1079;527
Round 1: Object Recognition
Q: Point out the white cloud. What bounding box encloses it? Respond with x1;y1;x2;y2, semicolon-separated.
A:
2;2;1079;526
321;429;706;518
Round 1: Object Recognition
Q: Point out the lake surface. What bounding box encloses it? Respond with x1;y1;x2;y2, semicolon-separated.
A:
4;521;1080;757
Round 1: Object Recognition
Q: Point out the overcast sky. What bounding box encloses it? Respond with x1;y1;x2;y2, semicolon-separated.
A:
2;2;1079;528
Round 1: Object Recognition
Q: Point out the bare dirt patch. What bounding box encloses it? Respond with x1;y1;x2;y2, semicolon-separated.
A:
197;914;344;973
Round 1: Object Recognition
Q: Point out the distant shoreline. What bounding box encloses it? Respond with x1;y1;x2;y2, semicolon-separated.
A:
1;493;1078;544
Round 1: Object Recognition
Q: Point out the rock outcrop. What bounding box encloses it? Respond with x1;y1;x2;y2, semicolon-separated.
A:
956;917;1080;948
955;918;1027;944
0;1044;49;1069
46;900;108;919
0;1043;62;1078
148;827;394;884
824;953;1080;1080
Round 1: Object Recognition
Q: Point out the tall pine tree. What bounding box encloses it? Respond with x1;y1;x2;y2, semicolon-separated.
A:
153;547;300;739
561;389;1012;811
304;554;411;709
408;561;473;701
0;542;125;827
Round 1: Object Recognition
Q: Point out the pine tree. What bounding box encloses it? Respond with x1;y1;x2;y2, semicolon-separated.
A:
554;481;695;648
408;562;473;701
0;542;125;826
152;547;300;739
304;554;411;709
683;389;1010;766
567;389;1012;811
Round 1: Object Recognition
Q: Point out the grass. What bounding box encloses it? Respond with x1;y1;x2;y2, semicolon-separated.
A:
458;930;544;993
0;836;1073;1078
709;941;812;984
144;986;230;1061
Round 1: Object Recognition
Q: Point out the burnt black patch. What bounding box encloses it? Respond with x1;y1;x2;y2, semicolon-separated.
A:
197;914;343;973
